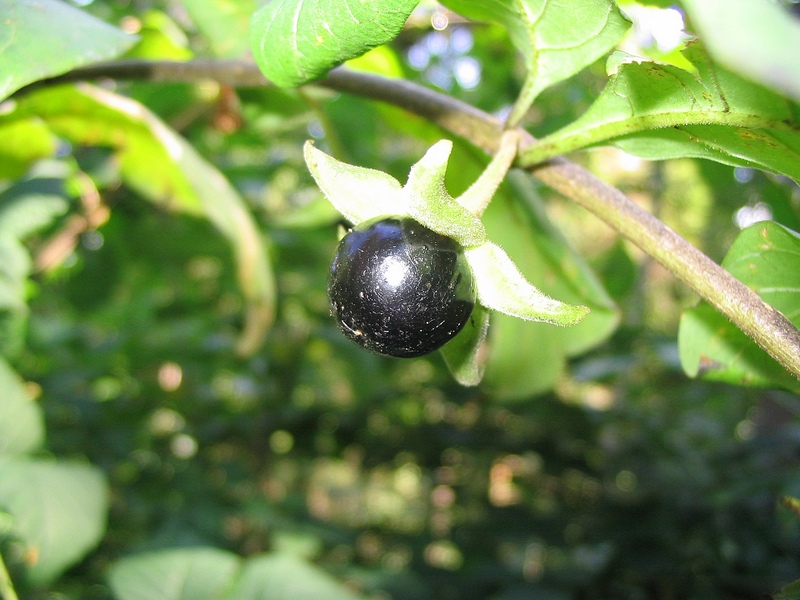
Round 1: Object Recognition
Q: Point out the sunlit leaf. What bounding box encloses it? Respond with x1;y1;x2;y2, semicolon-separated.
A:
0;358;44;456
681;0;800;103
124;10;193;60
304;141;407;224
224;553;364;600
520;44;800;183
441;0;629;125
679;221;800;392
466;241;589;324
345;46;405;79
4;85;276;355
0;458;108;585
0;118;57;179
305;140;487;247
108;547;241;600
249;0;419;88
0;0;137;101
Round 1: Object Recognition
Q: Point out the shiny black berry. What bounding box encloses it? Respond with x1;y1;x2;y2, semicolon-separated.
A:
327;216;476;358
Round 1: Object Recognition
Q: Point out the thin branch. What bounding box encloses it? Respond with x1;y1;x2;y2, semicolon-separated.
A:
17;59;800;380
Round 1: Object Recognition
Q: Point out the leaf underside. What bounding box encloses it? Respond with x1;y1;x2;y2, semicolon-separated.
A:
521;44;800;184
679;221;800;393
681;0;800;104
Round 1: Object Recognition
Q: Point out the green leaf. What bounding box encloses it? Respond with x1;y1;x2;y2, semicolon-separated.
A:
0;236;31;358
182;0;256;58
0;178;69;240
304;141;407;224
519;44;800;183
681;0;800;104
249;0;420;88
124;10;193;61
108;547;241;600
441;304;490;386
224;553;364;600
0;458;108;585
679;221;800;392
0;177;68;357
0;358;44;456
0;0;137;101
479;171;619;400
465;241;589;325
0;118;57;179
5;85;276;355
441;0;629;126
109;550;366;600
774;578;800;600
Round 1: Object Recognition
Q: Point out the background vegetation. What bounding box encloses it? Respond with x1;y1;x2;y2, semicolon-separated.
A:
1;1;799;599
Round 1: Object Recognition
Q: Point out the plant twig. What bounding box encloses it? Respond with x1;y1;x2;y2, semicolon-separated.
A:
15;59;800;380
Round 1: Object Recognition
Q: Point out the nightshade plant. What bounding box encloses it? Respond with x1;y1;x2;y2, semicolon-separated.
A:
306;132;588;384
2;0;800;599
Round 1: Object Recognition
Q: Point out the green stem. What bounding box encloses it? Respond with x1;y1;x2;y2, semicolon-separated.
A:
17;59;800;381
518;111;800;167
0;552;20;600
457;130;521;216
505;70;539;129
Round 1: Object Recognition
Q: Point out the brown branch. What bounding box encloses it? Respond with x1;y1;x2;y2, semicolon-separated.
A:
19;59;800;380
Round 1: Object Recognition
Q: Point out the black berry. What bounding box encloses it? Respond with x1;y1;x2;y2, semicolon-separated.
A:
327;216;476;358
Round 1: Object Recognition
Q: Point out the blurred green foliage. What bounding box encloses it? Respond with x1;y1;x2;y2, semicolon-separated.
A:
0;1;799;599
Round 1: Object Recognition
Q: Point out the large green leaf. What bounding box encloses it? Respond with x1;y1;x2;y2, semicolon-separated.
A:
519;44;800;184
441;0;629;125
0;0;137;101
479;171;619;400
108;549;365;600
249;0;419;88
0;458;108;585
108;547;241;600
681;0;800;103
0;358;44;456
3;85;276;355
679;221;800;393
224;553;363;600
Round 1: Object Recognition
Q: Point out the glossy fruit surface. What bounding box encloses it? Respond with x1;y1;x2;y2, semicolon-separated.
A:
328;216;476;358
